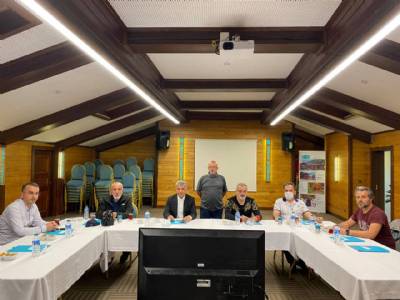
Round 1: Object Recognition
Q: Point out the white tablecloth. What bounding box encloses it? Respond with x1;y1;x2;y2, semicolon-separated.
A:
292;227;400;300
105;219;293;253
2;218;400;300
0;224;104;300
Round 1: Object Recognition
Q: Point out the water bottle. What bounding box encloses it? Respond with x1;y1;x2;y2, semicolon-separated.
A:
290;213;296;227
65;219;73;238
32;234;41;257
83;205;89;220
333;225;340;243
144;211;151;225
235;211;241;224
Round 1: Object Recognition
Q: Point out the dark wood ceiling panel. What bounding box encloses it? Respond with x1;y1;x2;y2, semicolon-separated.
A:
360;39;400;75
292;108;371;143
162;79;287;92
187;111;263;121
40;0;185;122
317;88;400;129
127;27;324;53
302;98;352;119
0;0;40;39
95;125;157;152
263;0;400;124
55;109;160;150
1;42;92;94
0;88;136;144
180;101;271;110
293;128;324;146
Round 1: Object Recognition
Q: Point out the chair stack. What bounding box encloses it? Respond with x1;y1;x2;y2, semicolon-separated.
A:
84;161;96;209
113;163;126;183
122;171;139;213
94;165;113;210
142;158;155;206
65;164;86;213
128;164;143;209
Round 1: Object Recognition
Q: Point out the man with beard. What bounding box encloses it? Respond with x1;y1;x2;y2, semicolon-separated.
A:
339;186;395;249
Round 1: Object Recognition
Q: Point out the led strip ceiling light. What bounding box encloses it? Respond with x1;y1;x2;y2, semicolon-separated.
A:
17;0;180;125
271;11;400;126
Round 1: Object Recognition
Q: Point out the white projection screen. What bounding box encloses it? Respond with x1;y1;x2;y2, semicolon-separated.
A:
194;139;257;192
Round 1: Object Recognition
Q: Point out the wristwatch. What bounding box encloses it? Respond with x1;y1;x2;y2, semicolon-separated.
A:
345;229;350;236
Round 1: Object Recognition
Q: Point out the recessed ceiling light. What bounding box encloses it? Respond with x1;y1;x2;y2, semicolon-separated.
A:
17;0;180;125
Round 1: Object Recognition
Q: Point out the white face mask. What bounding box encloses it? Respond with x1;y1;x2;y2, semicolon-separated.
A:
284;192;294;201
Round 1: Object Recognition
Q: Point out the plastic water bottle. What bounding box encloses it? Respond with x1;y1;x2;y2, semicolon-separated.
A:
32;234;41;257
235;211;241;224
65;219;73;238
83;205;89;220
333;225;340;243
144;211;151;225
290;213;296;227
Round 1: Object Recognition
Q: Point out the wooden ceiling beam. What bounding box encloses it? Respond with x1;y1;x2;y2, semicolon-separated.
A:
293;128;324;146
95;125;157;152
318;88;400;129
55;109;160;150
0;42;91;93
292;108;371;143
360;39;400;75
302;98;352;119
263;0;400;124
186;111;263;121
162;79;287;92
0;88;136;144
180;101;271;110
40;0;185;122
127;27;324;53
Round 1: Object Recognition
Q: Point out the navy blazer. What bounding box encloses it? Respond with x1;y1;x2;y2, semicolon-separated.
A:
163;194;197;219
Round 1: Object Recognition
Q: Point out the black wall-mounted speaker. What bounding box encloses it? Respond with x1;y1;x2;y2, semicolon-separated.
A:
282;132;295;152
156;130;170;150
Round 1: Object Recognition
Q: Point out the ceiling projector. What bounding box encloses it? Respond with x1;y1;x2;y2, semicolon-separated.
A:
218;32;254;55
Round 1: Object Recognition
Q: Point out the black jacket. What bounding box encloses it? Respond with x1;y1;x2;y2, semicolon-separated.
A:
96;194;134;219
163;194;197;219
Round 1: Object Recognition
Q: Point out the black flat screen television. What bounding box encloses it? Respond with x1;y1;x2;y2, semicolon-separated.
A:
138;228;265;300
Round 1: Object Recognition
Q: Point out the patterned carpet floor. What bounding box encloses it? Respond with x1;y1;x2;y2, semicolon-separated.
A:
62;207;344;300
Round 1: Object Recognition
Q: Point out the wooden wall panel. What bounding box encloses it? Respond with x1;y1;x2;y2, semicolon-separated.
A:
372;131;400;218
4;141;52;207
325;133;350;219
99;135;156;170
156;120;293;209
64;146;96;180
351;139;371;214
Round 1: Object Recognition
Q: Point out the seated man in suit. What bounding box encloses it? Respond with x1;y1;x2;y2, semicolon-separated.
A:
225;182;262;222
96;181;135;266
163;180;196;223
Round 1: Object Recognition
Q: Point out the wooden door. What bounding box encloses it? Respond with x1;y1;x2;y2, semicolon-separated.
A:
371;151;385;210
32;148;53;217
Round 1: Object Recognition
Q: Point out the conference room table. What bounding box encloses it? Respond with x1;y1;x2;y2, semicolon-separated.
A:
1;217;400;300
0;219;104;300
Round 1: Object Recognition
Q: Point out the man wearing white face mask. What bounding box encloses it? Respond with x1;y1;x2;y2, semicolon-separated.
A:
273;182;313;272
273;182;313;221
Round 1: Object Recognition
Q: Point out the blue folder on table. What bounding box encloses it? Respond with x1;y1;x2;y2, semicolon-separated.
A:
350;245;390;253
8;245;48;253
47;229;65;236
301;220;313;225
170;219;184;224
341;236;364;243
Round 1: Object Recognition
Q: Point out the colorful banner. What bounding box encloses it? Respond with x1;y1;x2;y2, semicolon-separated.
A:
298;150;326;213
